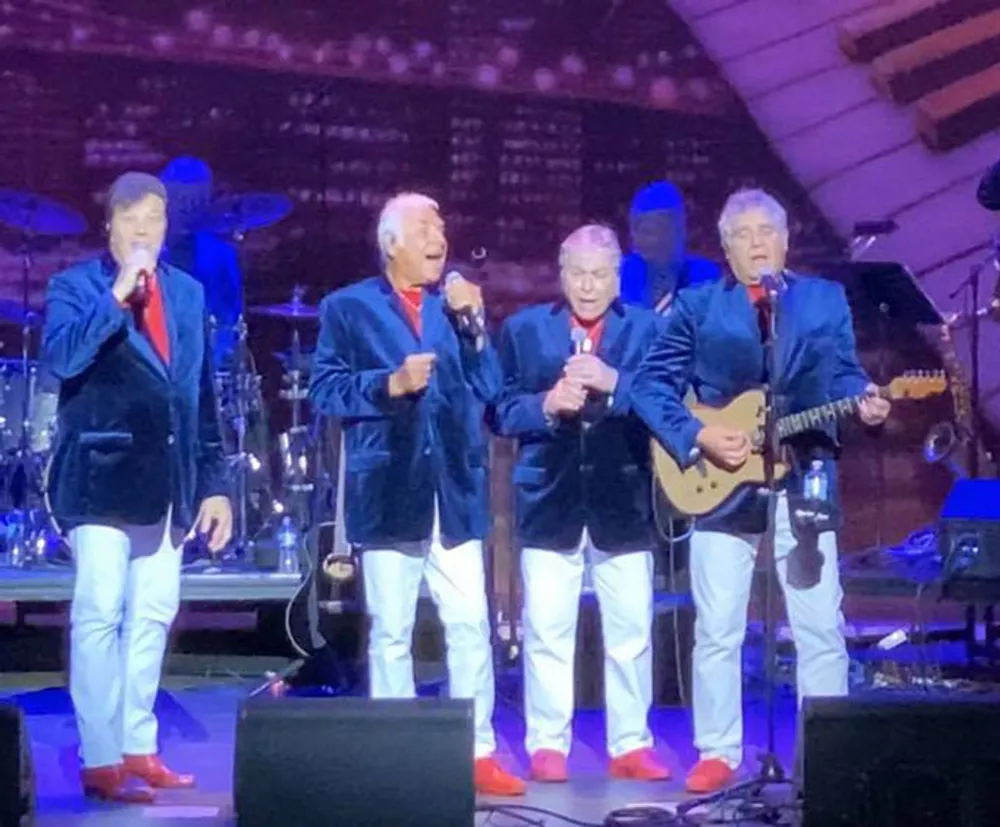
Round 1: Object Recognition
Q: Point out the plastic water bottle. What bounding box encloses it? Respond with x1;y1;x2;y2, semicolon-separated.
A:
276;516;299;574
803;459;828;503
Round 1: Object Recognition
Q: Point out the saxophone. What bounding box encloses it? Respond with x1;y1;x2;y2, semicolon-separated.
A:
923;324;973;477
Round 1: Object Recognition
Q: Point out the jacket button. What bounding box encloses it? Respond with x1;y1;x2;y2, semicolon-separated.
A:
167;434;175;446
423;447;431;456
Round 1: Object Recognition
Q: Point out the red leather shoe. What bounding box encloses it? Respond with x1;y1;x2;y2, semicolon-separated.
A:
530;749;568;782
474;757;526;797
685;758;734;793
123;754;196;789
81;764;155;803
609;748;671;781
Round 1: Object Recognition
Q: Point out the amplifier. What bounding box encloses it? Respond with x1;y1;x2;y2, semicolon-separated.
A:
938;480;1000;581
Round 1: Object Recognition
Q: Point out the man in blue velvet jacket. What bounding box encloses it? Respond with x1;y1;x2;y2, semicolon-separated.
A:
43;172;232;802
491;224;669;783
631;189;892;794
307;192;524;797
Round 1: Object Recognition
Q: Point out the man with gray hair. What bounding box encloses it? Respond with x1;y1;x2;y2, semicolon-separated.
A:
491;224;670;783
308;191;524;796
631;188;891;794
43;171;232;802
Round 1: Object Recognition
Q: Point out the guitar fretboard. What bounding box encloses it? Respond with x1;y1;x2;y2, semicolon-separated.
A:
775;394;868;439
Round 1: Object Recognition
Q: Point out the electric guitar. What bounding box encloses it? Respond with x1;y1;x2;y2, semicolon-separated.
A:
284;426;360;658
651;371;947;517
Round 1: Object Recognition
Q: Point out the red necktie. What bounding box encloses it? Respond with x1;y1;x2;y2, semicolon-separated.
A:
140;273;171;365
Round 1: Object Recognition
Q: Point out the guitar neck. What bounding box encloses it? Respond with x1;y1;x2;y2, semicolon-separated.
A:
775;390;877;440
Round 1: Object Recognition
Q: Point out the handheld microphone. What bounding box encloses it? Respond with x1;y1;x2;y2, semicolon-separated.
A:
129;243;154;304
759;269;786;298
570;326;589;355
444;270;486;343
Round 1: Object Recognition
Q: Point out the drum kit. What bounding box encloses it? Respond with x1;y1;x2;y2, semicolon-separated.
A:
0;185;327;571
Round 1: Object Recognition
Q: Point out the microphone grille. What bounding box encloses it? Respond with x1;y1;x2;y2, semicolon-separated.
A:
444;270;461;286
570;327;587;344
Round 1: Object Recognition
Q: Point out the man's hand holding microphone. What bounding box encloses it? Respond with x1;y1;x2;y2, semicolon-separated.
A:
111;244;155;305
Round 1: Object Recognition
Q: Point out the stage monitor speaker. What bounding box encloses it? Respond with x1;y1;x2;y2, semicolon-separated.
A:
234;696;474;827
802;692;1000;827
0;702;34;827
938;479;1000;581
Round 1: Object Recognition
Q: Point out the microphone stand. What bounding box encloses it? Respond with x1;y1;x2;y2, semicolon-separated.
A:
676;277;789;822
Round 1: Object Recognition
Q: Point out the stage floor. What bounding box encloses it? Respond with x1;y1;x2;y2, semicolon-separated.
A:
6;673;801;827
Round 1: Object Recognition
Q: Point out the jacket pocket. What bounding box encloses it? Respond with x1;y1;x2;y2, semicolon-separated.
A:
78;431;134;450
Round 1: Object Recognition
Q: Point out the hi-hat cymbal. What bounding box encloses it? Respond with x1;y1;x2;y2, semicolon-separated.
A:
248;299;319;320
197;192;293;235
0;189;86;237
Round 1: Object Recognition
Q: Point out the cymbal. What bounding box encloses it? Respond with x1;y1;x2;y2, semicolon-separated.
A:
248;299;319;320
0;189;86;237
197;192;293;235
0;299;43;327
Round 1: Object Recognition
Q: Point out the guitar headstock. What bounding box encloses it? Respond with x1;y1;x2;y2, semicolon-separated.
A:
885;370;948;400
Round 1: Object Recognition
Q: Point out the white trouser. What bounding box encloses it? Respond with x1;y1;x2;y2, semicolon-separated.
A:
361;507;496;759
521;530;655;758
68;509;182;769
690;493;848;769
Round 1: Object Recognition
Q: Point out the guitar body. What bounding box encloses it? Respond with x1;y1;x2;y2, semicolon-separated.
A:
282;423;366;696
651;389;789;517
651;372;947;518
284;523;362;658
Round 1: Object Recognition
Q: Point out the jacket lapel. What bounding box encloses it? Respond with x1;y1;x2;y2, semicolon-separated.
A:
775;275;800;385
158;267;181;379
421;290;446;353
377;277;421;347
595;302;625;363
126;318;167;380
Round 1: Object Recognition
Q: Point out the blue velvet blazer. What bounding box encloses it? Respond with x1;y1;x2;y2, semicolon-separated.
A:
308;276;501;547
490;300;666;551
43;256;230;531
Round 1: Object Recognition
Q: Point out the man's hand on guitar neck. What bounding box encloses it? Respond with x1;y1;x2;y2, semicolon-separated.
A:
858;383;891;427
696;425;751;470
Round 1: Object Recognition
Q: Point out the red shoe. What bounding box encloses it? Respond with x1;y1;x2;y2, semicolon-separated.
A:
685;758;734;793
609;748;671;781
123;754;196;789
81;764;155;803
474;757;526;797
530;749;568;782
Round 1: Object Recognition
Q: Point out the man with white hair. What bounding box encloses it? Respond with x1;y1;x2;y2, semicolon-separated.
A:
631;189;892;794
491;224;670;783
308;192;524;797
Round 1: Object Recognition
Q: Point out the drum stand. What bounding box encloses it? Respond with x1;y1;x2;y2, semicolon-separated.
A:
229;315;256;560
2;239;59;567
278;325;313;532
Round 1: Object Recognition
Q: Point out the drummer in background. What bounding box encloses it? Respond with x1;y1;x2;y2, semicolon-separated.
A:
159;156;243;367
